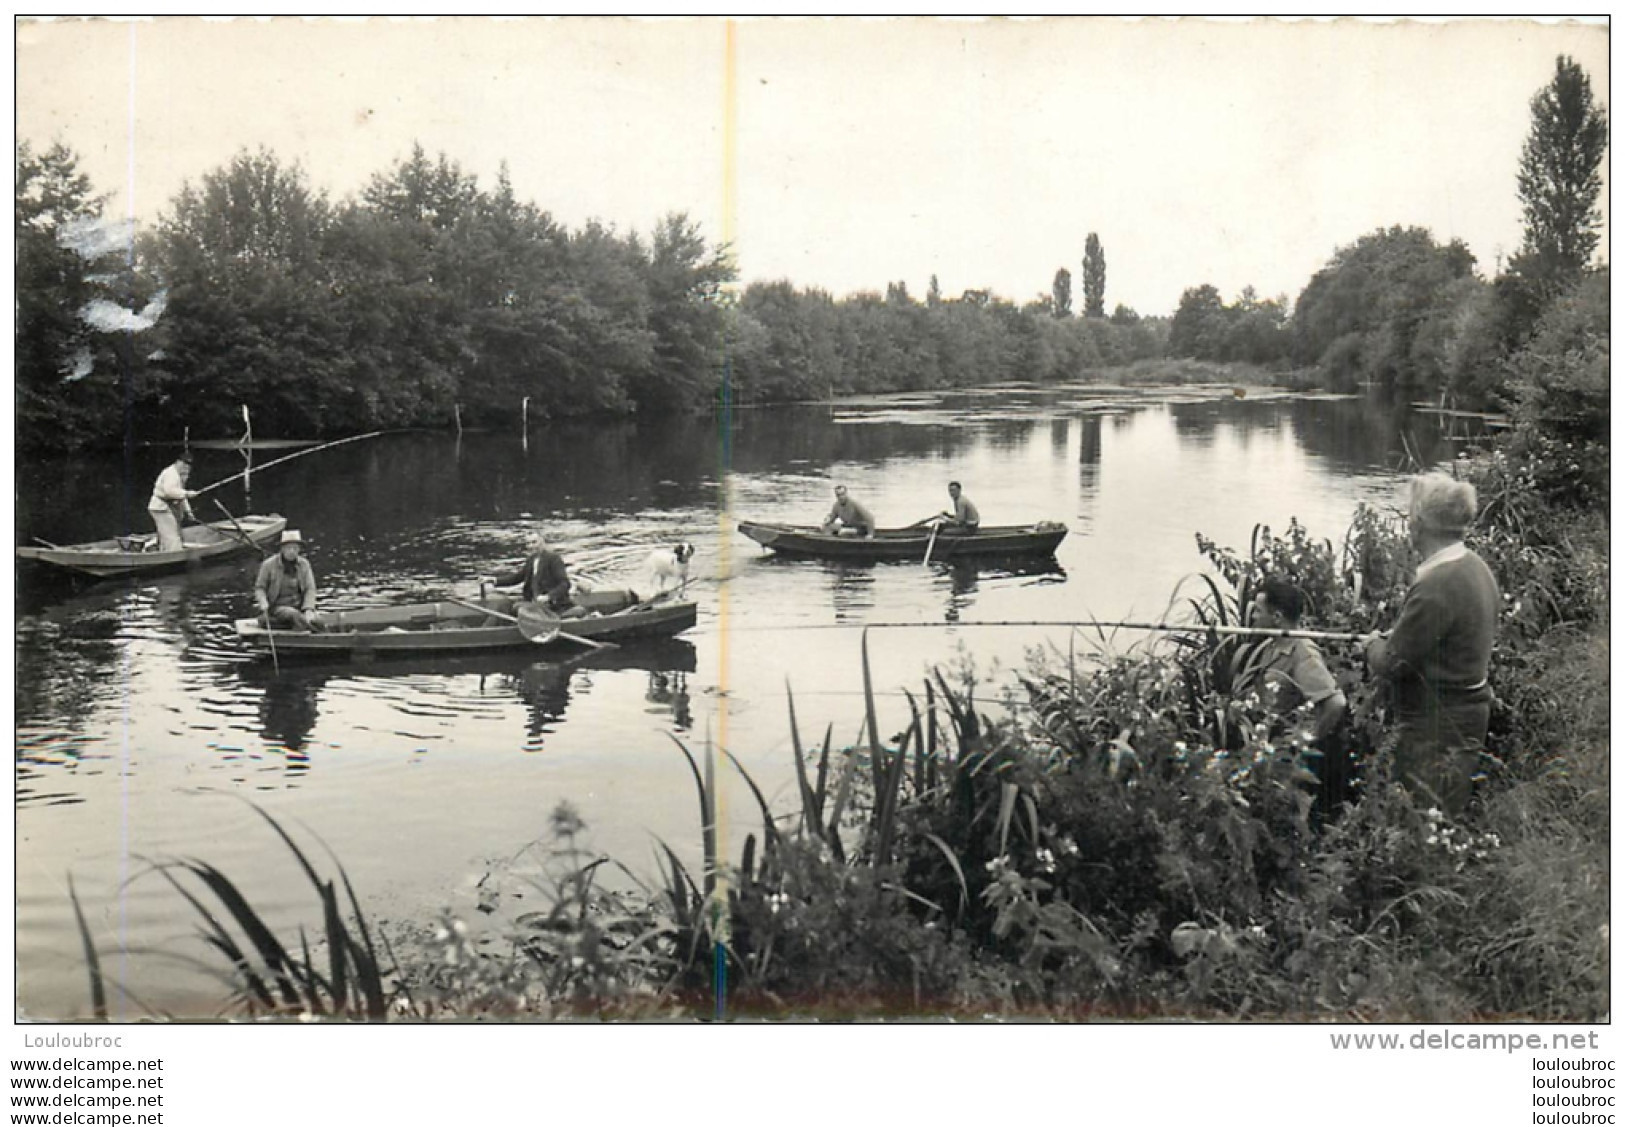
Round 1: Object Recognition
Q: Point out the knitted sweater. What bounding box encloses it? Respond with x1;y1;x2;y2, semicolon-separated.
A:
1370;543;1500;707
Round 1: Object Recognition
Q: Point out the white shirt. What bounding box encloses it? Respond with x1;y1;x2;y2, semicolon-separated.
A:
148;464;192;512
1413;540;1467;581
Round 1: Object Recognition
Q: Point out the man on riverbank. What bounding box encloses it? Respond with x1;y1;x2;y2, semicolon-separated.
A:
1231;577;1348;744
255;530;320;631
1363;473;1500;816
821;484;875;538
937;481;980;532
147;450;199;551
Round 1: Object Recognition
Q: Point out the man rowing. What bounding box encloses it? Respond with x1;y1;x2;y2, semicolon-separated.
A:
820;484;875;538
935;481;980;532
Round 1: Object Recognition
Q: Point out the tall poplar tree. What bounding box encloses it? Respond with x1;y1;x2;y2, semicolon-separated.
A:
1082;233;1106;318
1051;267;1073;317
1513;55;1607;298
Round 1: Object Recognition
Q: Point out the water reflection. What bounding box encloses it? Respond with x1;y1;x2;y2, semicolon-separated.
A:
232;639;699;758
258;676;321;756
942;558;1068;622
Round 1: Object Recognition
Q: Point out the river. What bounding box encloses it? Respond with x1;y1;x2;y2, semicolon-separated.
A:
14;383;1480;1017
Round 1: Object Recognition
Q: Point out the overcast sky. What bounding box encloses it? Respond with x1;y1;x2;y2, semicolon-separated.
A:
15;16;1609;317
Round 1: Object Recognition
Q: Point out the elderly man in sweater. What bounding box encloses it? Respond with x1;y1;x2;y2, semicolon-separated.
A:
1363;474;1501;816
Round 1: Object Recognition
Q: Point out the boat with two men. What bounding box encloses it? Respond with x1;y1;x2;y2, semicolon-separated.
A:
737;518;1068;561
233;588;696;660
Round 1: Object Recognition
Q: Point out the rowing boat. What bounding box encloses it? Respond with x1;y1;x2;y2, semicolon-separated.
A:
232;589;697;659
737;519;1068;560
232;636;699;682
16;514;288;578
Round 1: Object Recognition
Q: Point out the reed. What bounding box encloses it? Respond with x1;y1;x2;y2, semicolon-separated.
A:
148;805;389;1020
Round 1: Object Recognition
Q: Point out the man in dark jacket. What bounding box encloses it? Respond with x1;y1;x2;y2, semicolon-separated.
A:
492;534;576;613
1364;474;1501;816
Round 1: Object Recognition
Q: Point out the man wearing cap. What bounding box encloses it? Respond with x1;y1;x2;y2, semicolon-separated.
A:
147;451;200;552
1363;473;1501;815
820;485;875;538
255;530;320;631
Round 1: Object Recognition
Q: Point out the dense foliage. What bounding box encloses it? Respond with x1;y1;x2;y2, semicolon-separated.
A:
1168;283;1293;368
17;56;1607;452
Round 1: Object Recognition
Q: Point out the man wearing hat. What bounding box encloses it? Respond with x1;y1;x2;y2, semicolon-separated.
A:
147;450;200;551
255;530;320;631
1363;473;1501;815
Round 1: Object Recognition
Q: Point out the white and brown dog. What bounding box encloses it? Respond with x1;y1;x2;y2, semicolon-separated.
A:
644;542;695;594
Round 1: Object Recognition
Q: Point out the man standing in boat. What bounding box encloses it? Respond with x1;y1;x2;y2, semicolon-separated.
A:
936;481;980;533
491;534;583;617
147;450;200;551
255;530;320;631
820;484;875;538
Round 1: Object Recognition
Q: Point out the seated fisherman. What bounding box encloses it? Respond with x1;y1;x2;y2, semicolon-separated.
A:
490;534;585;617
820;484;875;538
255;530;320;631
1230;576;1348;745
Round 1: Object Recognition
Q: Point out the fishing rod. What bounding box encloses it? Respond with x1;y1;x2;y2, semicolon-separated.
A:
718;619;1370;643
193;430;386;496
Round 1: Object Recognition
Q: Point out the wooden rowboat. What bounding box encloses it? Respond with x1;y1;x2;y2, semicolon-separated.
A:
233;589;697;660
737;519;1068;561
16;514;288;578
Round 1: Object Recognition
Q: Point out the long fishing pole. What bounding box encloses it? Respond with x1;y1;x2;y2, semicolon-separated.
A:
193;430;386;496
720;619;1370;643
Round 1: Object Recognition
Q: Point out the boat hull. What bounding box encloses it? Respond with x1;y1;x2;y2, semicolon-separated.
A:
16;515;288;577
737;520;1068;560
233;590;697;660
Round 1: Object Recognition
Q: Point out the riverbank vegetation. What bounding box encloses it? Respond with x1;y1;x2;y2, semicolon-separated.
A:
18;57;1605;453
72;355;1606;1020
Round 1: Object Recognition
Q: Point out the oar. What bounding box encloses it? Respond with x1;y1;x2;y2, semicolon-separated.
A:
445;597;618;650
215;499;283;670
212;499;269;557
922;520;941;566
193;430;385;496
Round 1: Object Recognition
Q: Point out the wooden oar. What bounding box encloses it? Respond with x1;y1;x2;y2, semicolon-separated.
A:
206;499;285;668
212;499;269;557
445;597;617;650
922;520;941;566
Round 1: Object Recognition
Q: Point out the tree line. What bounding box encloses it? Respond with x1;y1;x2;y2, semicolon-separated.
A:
16;57;1605;452
1166;55;1607;412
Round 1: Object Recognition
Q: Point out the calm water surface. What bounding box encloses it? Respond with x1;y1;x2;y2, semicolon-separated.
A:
14;384;1474;1016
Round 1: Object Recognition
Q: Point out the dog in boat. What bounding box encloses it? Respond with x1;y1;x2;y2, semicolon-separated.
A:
643;542;695;596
